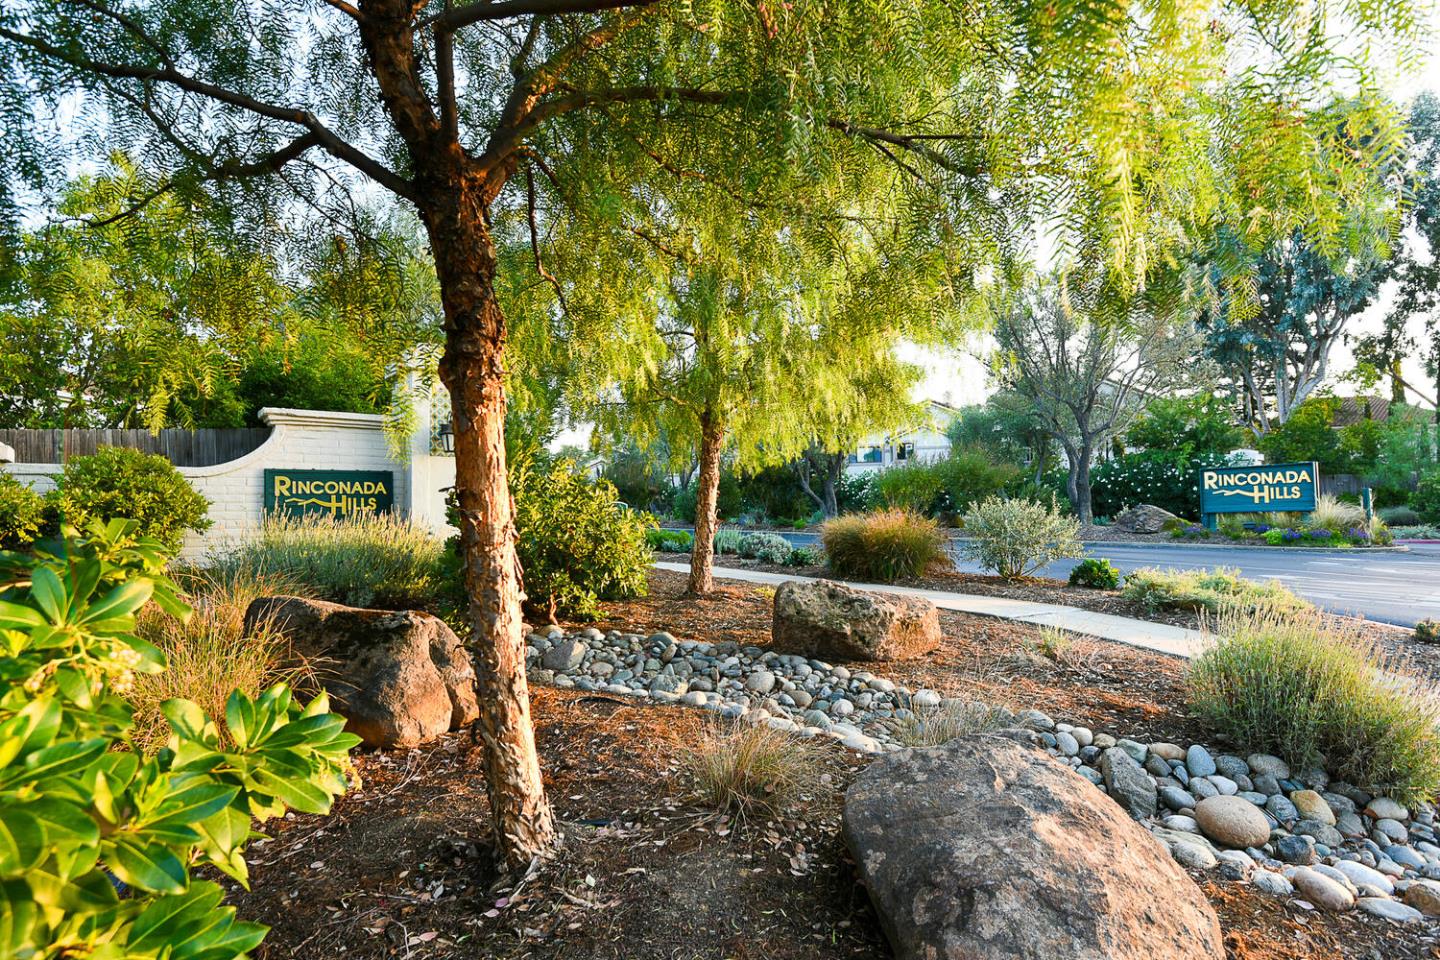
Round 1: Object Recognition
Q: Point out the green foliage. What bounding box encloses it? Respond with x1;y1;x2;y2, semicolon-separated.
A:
1088;451;1233;518
736;532;793;565
712;528;745;556
0;161;431;430
509;461;652;620
215;513;446;610
1069;557;1120;590
959;496;1082;580
1414;468;1440;524
645;528;694;552
821;509;949;583
1126;394;1245;458
946;392;1052;467
672;472;743;524
869;460;947;514
1379;505;1419;525
784;546;821;567
735;466;814;526
602;445;677;515
1415;619;1440;644
51;447;210;553
1189;606;1440;804
1254;398;1390;474
0;473;46;549
0;519;358;959
1121;567;1311;616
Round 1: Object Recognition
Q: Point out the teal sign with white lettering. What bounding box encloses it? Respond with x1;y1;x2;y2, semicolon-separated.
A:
1198;461;1319;515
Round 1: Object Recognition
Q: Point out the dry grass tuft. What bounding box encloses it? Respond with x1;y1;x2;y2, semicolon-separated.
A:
887;699;1012;747
129;568;315;751
686;722;820;821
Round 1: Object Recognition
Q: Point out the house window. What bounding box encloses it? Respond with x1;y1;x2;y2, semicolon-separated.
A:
858;446;883;464
896;442;916;462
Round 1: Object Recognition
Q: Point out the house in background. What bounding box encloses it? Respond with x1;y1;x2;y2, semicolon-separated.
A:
846;399;958;475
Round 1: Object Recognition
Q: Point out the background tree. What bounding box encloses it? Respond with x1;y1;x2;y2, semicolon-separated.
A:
1197;225;1392;435
3;0;1420;868
1125;394;1245;459
993;277;1196;523
946;391;1056;482
0;162;439;429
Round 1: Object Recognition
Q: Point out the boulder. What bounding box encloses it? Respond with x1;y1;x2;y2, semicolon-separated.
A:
771;579;940;662
843;735;1225;960
246;595;480;749
1112;504;1180;535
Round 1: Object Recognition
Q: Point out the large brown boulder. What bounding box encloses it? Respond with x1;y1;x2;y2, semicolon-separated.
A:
1113;504;1180;535
245;596;480;749
771;579;940;662
844;735;1225;960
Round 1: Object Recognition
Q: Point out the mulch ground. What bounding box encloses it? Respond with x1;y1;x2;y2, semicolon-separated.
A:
229;570;1440;960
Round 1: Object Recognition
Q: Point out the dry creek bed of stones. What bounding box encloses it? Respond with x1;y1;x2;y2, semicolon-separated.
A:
526;623;1440;932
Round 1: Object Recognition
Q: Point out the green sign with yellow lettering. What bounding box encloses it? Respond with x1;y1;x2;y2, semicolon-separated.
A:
263;469;394;518
1198;461;1319;515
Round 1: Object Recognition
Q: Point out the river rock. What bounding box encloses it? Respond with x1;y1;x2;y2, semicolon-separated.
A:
843;736;1224;960
1292;867;1354;912
1101;747;1157;820
771;579;941;661
246;595;479;749
1195;796;1271;849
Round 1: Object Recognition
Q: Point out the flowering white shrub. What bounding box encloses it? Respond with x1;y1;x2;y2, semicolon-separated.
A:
961;496;1082;579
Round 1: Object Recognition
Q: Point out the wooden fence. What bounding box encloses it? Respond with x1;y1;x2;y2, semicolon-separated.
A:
0;428;271;467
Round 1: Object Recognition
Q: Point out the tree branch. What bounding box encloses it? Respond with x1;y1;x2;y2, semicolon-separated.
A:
0;26;419;202
422;0;657;33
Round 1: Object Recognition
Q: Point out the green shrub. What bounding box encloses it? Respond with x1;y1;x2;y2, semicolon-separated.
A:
1414;467;1440;524
0;472;48;549
50;446;211;552
1393;524;1440;539
784;545;821;566
672;470;743;523
1121;566;1310;616
1416;619;1440;644
1069;557;1120;589
509;461;652;620
738;531;793;564
869;460;946;514
646;527;695;552
713;527;745;555
1188;606;1440;804
0;518;357;959
216;511;446;609
821;508;949;582
959;496;1082;580
1380;505;1421;526
933;447;1021;515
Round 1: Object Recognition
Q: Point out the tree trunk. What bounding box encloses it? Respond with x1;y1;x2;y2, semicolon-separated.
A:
688;408;725;595
427;191;556;871
1074;446;1094;525
823;454;842;517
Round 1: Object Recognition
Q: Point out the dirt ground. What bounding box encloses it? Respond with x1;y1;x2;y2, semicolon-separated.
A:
228;571;1440;960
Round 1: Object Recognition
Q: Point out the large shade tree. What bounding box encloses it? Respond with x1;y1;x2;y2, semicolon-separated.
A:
0;0;1420;869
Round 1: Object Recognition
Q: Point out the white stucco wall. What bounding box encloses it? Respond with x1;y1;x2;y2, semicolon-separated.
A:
2;407;440;561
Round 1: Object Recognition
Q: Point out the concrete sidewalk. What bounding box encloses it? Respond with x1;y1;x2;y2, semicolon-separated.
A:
653;561;1206;660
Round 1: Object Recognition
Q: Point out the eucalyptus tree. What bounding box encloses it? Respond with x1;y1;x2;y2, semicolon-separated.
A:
1;0;1421;868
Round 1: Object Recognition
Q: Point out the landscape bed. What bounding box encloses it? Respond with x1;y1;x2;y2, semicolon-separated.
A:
230;571;1440;959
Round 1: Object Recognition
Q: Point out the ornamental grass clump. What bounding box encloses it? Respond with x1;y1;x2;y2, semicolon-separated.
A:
959;495;1081;580
821;508;949;582
887;699;1012;747
1189;606;1440;804
1122;566;1311;617
213;512;446;610
687;722;818;821
130;567;315;752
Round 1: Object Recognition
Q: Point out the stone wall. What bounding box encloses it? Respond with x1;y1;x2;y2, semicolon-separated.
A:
1;407;460;560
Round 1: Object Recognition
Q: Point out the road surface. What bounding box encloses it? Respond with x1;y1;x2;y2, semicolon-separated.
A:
683;528;1440;628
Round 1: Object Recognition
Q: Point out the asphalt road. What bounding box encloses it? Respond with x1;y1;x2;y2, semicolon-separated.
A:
691;528;1440;628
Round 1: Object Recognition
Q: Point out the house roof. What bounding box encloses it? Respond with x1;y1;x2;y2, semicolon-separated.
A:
1331;396;1389;427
